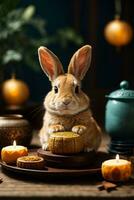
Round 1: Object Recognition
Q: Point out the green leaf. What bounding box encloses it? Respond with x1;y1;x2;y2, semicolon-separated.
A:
54;27;84;48
29;18;47;35
22;5;35;22
0;3;83;72
3;50;22;64
0;0;20;18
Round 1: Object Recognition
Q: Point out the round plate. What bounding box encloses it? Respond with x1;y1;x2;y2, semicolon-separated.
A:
37;149;96;168
0;150;110;179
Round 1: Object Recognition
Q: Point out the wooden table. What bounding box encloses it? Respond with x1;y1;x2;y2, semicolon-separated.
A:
0;133;134;200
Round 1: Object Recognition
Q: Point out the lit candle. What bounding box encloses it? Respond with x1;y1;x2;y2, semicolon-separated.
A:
1;140;28;164
101;154;132;182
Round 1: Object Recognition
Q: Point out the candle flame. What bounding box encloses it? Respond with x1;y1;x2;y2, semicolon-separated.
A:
116;154;120;162
13;140;16;148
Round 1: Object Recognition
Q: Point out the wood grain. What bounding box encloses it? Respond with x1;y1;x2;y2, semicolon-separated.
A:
0;133;134;199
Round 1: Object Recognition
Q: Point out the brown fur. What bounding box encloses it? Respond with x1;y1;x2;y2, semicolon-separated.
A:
38;45;102;151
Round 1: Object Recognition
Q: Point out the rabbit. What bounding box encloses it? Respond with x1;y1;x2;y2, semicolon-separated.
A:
38;45;102;152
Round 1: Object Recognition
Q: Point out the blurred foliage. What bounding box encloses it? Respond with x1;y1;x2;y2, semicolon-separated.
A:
0;0;20;18
0;0;83;72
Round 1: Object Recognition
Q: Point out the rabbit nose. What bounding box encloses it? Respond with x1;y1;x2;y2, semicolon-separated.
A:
63;98;71;105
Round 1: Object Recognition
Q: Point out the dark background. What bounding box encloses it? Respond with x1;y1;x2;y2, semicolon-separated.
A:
4;0;134;127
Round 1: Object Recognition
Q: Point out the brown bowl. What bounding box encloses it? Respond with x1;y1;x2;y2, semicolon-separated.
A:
0;114;32;147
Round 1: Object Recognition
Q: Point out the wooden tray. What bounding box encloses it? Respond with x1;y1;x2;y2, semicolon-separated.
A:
37;149;96;168
0;150;110;179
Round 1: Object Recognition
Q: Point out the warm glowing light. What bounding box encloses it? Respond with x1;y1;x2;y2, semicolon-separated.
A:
13;140;16;148
2;76;30;105
116;154;120;162
101;153;131;182
1;140;28;164
104;19;133;46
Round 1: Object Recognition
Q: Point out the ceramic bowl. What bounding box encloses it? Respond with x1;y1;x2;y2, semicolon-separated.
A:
0;114;32;147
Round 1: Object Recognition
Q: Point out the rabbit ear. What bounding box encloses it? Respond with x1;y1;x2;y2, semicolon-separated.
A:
38;46;64;81
68;45;92;80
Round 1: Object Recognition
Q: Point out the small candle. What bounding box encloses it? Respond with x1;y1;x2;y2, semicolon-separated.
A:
1;140;28;164
101;154;132;182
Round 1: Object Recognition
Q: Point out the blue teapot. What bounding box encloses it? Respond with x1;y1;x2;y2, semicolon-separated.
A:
105;80;134;155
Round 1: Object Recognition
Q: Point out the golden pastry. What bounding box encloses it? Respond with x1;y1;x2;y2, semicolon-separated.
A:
17;155;44;170
48;131;84;154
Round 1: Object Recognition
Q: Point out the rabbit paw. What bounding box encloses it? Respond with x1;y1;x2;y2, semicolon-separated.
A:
72;125;87;135
42;142;49;151
48;124;65;134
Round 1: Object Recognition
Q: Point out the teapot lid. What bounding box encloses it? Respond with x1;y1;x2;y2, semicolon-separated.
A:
107;81;134;99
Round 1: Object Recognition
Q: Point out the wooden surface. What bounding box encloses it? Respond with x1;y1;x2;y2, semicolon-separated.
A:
0;133;134;200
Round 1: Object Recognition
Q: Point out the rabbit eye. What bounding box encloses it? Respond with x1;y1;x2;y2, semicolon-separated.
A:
75;85;79;94
54;86;58;93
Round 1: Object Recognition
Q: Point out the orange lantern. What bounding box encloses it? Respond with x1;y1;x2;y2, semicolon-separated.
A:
104;17;133;46
2;74;30;106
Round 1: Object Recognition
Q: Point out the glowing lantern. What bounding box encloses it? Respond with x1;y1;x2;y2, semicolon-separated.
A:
2;74;30;106
104;17;133;46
